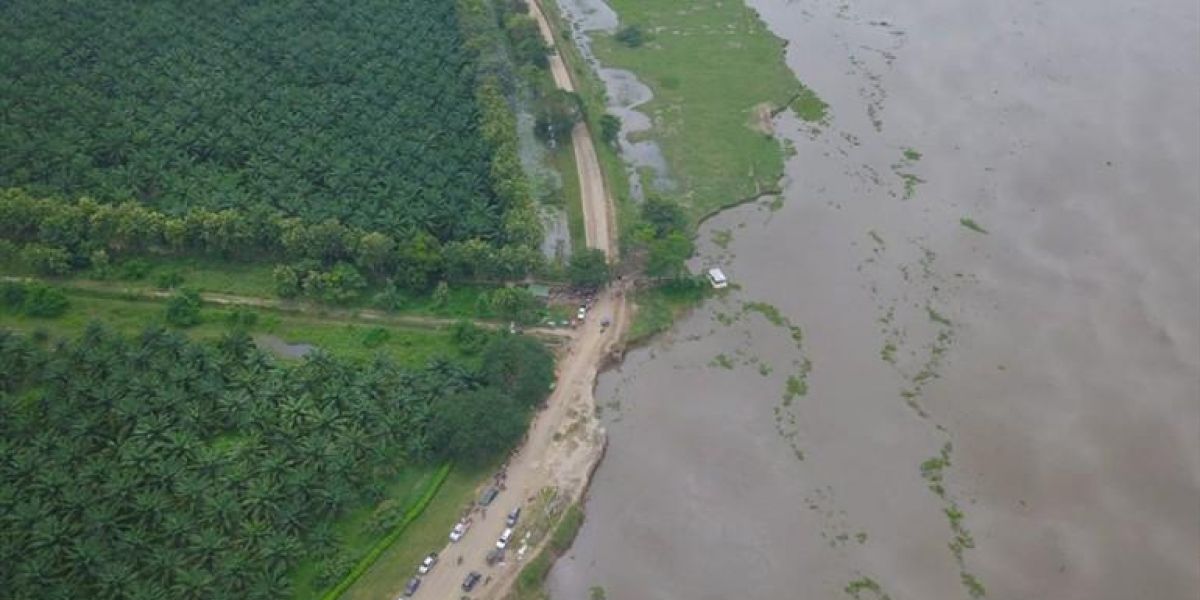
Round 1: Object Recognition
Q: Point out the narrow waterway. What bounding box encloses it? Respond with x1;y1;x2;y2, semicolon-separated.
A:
550;0;1200;598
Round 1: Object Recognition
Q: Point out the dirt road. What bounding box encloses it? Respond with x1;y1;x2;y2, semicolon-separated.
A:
391;2;626;598
530;0;615;260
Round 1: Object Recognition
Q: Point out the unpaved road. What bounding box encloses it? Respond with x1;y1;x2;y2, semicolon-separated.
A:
531;0;615;259
387;2;625;598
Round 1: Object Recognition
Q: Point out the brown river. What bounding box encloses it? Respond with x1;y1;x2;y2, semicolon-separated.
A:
549;0;1200;599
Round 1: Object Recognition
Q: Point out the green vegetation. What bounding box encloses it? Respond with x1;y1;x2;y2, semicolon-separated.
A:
0;324;553;599
903;148;923;161
960;218;989;234
783;373;808;405
164;288;203;327
0;280;69;318
512;503;586;600
316;464;451;600
0;0;507;240
845;576;892;600
628;278;708;344
710;353;736;370
568;249;612;289
591;0;824;218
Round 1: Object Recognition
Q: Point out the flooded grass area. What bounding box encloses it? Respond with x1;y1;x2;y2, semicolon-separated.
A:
586;0;821;219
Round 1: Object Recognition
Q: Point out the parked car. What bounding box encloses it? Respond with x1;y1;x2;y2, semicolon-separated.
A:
449;519;471;542
506;507;521;527
577;306;587;321
462;571;482;592
496;527;514;549
417;552;438;575
403;576;420;597
486;547;504;566
478;486;499;506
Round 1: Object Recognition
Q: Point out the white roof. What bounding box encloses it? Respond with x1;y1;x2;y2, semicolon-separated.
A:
706;267;727;282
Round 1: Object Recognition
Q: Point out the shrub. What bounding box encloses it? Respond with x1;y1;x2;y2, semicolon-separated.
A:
164;288;202;327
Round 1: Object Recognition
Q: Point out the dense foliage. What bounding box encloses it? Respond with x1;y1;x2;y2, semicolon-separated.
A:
0;325;553;599
0;0;509;241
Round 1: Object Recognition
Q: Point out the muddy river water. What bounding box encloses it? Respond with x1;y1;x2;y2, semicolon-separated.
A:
549;0;1199;598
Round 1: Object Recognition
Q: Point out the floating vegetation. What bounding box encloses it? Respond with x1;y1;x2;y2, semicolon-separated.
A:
844;576;892;600
880;342;897;364
744;301;787;327
959;217;988;234
710;353;735;370
902;147;922;161
899;172;925;200
712;228;733;249
927;305;953;327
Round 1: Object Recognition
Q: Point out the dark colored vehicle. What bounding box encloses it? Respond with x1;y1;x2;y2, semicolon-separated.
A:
478;486;498;506
403;576;421;597
462;571;482;592
506;507;521;527
486;547;504;566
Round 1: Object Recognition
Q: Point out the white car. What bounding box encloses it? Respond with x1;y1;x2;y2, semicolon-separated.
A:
577;306;587;321
496;527;514;549
449;520;470;542
417;552;438;575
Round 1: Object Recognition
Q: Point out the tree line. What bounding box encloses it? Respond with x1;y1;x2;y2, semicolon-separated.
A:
0;324;554;599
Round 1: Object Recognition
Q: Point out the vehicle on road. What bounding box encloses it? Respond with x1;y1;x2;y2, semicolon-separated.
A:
577;305;587;321
486;547;504;566
403;576;420;597
462;571;482;592
506;507;521;527
449;519;471;542
496;527;514;549
478;486;499;506
417;552;438;575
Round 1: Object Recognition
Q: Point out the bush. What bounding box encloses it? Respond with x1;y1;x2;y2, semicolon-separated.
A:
154;270;184;289
164;288;202;327
361;327;390;349
614;25;646;47
22;283;69;318
224;309;258;330
568;248;610;289
599;114;621;146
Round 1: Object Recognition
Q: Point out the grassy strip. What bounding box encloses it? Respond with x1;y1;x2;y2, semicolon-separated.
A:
320;463;453;600
509;503;586;600
0;286;464;366
341;466;486;599
550;143;587;254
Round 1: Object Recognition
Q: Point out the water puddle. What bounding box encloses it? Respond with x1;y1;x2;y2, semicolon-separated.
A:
556;0;674;199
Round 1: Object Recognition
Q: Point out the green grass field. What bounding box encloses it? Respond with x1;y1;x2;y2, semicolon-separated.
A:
589;0;824;220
